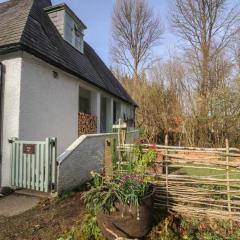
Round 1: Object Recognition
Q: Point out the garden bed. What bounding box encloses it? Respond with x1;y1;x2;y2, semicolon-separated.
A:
0;192;85;240
57;208;240;239
148;213;240;240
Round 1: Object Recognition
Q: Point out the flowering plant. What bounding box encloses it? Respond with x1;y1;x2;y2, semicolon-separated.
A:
82;173;152;214
119;175;148;199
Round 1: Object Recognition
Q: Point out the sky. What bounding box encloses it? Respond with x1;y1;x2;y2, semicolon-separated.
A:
51;0;178;65
1;0;239;66
51;0;179;65
0;0;182;65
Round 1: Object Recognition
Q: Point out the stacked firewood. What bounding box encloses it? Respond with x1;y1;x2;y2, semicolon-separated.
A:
78;112;97;136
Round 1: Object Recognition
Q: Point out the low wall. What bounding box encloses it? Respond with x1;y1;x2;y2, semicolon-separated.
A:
57;131;139;193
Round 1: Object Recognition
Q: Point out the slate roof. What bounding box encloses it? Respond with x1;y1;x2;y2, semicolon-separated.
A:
0;0;136;106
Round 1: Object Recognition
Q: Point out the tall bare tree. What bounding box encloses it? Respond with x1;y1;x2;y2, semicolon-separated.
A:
111;0;163;83
172;0;239;114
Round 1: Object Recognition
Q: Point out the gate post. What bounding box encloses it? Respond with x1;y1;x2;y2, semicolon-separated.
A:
9;137;18;186
45;138;50;192
50;137;57;192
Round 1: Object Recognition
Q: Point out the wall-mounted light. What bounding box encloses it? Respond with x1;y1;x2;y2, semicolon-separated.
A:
53;71;59;79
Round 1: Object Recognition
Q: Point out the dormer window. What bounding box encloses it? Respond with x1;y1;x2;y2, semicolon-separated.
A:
64;13;84;53
74;24;84;53
45;4;86;54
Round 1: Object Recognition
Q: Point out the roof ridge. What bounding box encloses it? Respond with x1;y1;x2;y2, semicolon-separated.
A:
19;0;36;43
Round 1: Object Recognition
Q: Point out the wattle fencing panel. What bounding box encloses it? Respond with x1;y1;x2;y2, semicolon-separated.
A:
10;137;57;193
114;142;240;223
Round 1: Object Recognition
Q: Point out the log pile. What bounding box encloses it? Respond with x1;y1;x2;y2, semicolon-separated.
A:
78;112;97;136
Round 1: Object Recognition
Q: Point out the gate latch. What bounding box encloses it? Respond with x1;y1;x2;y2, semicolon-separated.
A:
50;138;56;147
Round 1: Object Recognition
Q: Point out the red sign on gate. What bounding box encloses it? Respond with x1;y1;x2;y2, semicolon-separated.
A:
23;144;36;155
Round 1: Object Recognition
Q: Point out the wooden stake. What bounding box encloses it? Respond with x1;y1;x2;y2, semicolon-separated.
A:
104;138;113;181
165;134;169;210
226;139;232;228
113;119;127;172
118;119;122;171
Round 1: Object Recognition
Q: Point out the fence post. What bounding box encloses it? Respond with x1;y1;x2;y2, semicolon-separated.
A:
226;139;232;227
165;134;169;210
104;138;113;181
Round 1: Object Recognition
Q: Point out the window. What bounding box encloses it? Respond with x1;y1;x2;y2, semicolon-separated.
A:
65;13;74;44
101;97;107;133
74;25;84;52
113;101;121;124
79;87;91;114
64;13;84;53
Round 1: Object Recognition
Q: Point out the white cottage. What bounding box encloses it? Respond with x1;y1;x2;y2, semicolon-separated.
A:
0;0;136;188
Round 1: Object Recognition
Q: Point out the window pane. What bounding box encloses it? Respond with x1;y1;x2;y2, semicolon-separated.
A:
101;97;107;133
79;87;91;114
75;34;81;50
113;101;121;123
74;26;83;52
79;97;90;114
65;13;74;44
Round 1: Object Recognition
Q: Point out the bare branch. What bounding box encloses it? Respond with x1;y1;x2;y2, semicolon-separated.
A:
111;0;163;81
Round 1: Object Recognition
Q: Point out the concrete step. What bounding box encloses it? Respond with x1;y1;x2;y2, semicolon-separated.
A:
0;194;40;217
14;189;54;199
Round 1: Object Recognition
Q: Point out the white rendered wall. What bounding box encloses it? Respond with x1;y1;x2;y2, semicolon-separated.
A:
19;53;134;154
1;53;22;186
19;53;79;156
0;51;135;187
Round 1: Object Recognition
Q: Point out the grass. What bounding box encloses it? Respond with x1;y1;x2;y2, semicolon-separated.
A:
171;164;240;179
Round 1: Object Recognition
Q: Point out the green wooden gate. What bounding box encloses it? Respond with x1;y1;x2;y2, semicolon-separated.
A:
10;138;57;193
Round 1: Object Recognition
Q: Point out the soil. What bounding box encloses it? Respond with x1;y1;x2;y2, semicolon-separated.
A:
0;192;85;240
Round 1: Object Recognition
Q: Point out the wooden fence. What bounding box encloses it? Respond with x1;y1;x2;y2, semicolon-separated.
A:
115;141;240;223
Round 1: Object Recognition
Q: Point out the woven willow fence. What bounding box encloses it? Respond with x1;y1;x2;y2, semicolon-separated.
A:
115;140;240;222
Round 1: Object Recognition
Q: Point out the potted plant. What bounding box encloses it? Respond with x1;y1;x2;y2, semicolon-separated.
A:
82;172;154;239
